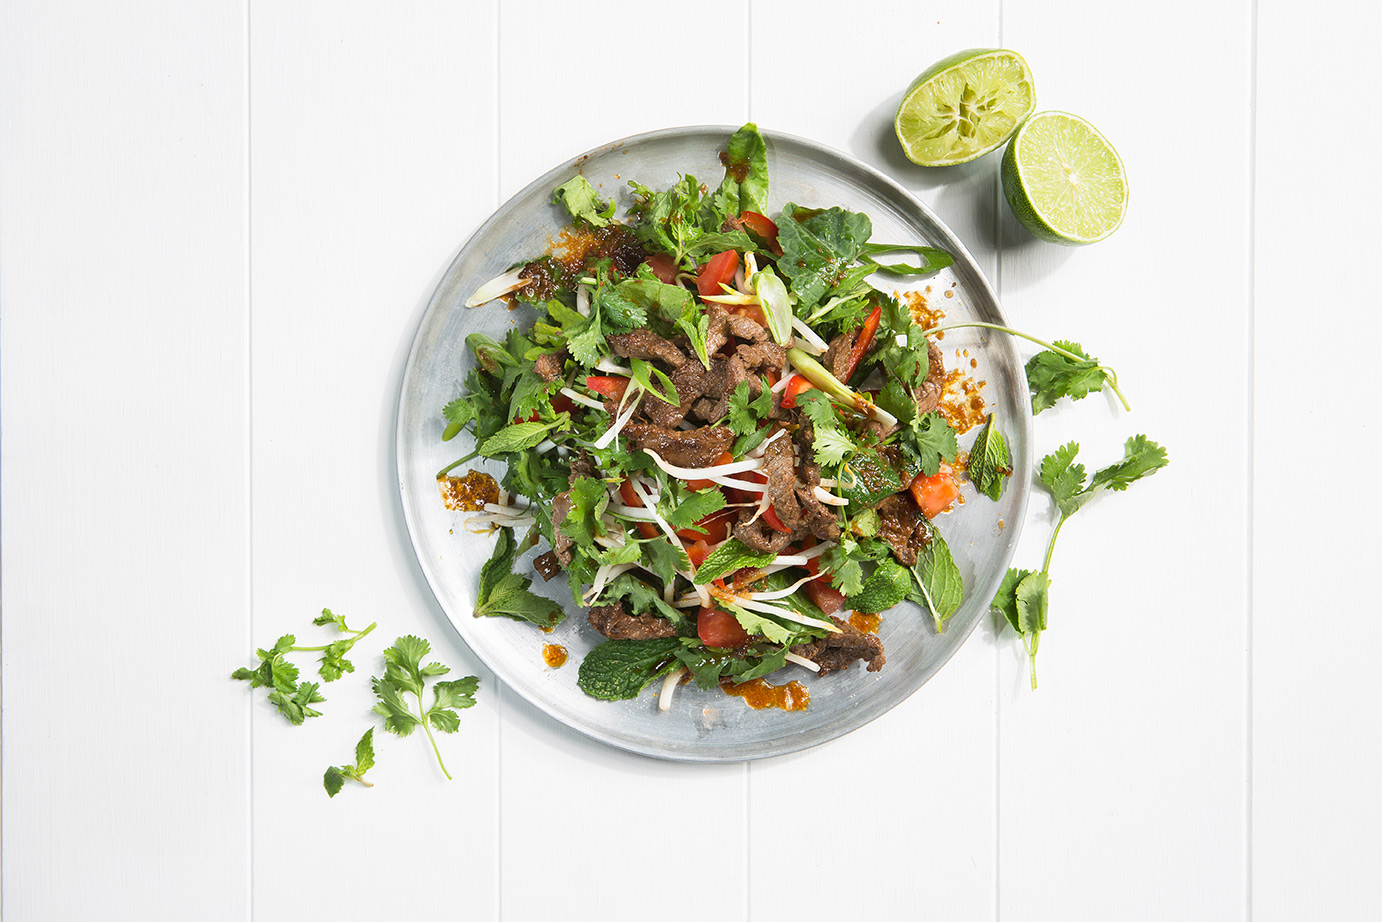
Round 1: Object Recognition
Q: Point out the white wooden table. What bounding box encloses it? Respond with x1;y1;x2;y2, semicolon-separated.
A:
3;1;1377;919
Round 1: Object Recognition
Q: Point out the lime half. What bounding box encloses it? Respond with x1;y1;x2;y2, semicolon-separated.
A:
1001;111;1128;245
894;49;1036;166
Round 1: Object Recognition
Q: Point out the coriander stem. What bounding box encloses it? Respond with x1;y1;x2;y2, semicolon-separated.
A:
291;643;331;653
1042;514;1068;576
416;691;452;781
923;321;1132;412
437;451;479;479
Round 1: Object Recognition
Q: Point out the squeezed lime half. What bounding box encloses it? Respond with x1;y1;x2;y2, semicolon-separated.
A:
894;49;1036;166
1001;111;1128;245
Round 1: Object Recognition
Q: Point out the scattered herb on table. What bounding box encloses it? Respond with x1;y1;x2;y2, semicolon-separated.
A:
371;635;479;781
992;435;1169;688
323;728;376;798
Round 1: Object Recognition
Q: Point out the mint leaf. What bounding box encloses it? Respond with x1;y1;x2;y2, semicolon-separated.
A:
849;558;913;613
967;413;1012;502
719;601;799;645
692;538;778;584
577;638;682;701
475;529;562;627
910;529;963;632
324;728;376;798
478;419;561;457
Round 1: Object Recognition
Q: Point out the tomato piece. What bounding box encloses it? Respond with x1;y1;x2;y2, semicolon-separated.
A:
761;504;791;535
729;302;768;328
618;479;661;539
804;579;846;615
910;464;960;519
725;468;766;506
843;304;883;382
696;249;739;298
779;374;818;409
738;211;781;254
585;375;629;402
677;507;733;544
698;605;750;648
551;393;575;415
645;252;679;284
685;539;713;568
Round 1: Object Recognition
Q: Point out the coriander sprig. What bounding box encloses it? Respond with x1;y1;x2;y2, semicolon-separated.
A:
924;322;1130;413
232;609;376;724
992;435;1169;688
371;636;479;781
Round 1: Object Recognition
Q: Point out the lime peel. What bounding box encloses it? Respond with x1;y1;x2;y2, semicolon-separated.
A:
894;48;1036;167
1001;111;1128;245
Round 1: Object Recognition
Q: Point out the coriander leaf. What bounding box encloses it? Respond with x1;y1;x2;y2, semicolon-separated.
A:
441;397;476;441
267;681;325;725
814;427;857;467
676;299;712;369
910;529;964;632
552;175;615;227
692;538;779;584
565;313;605;367
1015;571;1050;635
967;413;1012;502
796;389;858;466
720;601;798;645
1088;435;1170;493
727;380;765;437
596;285;648;334
629;357;679;407
849;558;913;613
324;728;376;798
1026;341;1112;414
577;638;682;700
910;412;959;476
559;476;609;550
372;636;479;780
990;568;1032;637
641;539;691;588
475;528;563;627
662;486;728;530
1038;441;1087;517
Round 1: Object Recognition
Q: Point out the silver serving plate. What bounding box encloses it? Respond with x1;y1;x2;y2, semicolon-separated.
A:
396;126;1032;761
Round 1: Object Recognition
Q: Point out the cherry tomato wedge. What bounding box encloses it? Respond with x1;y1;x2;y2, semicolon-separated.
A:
685;539;713;569
512;393;573;424
618;479;660;539
760;504;791;535
729;302;768;328
910;464;961;519
677;507;733;544
842;303;883;382
585;375;629;402
687;451;734;491
698;604;750;648
738;211;781;254
644;252;679;284
804;579;846;615
696;249;739;298
779;374;818;409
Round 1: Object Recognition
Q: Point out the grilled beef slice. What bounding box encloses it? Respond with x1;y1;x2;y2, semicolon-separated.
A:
875;491;931;567
550;491;575;566
790;616;886;675
533;349;566;382
588;601;678;640
623;422;734;468
607;329;687;368
916;339;945;414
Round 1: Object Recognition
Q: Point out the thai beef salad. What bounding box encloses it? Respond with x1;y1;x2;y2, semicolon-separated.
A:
437;124;1013;709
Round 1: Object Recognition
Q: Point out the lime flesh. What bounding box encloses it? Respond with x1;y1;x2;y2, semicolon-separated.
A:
894;49;1036;166
1001;111;1128;245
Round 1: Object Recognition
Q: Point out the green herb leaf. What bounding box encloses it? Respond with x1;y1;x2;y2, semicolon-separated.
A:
719;601;799;645
850;558;913;613
662;485;728;531
859;242;954;277
967;413;1012;502
559;476;609;550
776;203;874;310
267;681;325;725
909;411;959;476
692;538;779;584
576;638;682;701
324;728;376;798
478;419;561;457
475;528;563;627
1026;341;1112;414
720;123;769;215
910;529;964;632
371;636;479;781
552;175;615;227
1088;434;1170;494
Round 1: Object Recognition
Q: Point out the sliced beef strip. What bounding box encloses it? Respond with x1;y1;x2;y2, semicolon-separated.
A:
569;449;597;485
643;359;716;429
760;434;802;530
688;354;749;424
916;339;945;414
550;491;575;566
704;304;769;354
587;601;678;640
790;616;886;675
820;330;857;383
623;422;734;468
788;420;842;541
735;341;785;373
733;505;793;555
533;349;566;382
875;491;931;567
607;329;687;368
